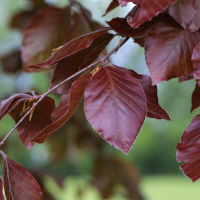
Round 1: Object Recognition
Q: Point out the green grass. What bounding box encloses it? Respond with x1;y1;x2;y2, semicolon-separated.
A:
142;175;200;200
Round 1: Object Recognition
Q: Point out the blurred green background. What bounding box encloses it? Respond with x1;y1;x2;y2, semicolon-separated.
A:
1;0;200;199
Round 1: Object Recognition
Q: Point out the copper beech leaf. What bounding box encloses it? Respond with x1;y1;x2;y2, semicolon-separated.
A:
167;0;196;29
107;13;170;39
116;66;171;120
102;0;119;16
84;66;147;154
191;83;200;112
120;0;177;28
189;0;200;32
0;92;55;149
176;115;200;182
22;6;71;71
0;151;43;200
0;178;4;200
49;34;114;94
31;73;92;144
28;28;110;69
145;18;200;85
192;42;200;86
178;73;194;83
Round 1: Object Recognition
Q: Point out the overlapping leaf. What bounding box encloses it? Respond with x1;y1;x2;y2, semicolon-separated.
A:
121;0;177;28
31;73;92;144
0;92;55;149
167;0;196;29
102;0;119;16
0;151;43;200
116;66;170;120
192;42;200;86
84;66;147;154
145;18;200;85
28;28;110;69
191;83;200;112
107;12;169;38
178;73;194;83
189;0;200;32
176;115;200;182
49;34;114;94
22;6;71;71
0;178;4;200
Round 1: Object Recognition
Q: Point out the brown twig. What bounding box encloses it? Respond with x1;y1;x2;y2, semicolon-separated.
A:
0;37;129;146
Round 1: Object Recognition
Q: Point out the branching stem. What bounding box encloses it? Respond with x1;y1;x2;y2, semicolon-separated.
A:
0;37;129;146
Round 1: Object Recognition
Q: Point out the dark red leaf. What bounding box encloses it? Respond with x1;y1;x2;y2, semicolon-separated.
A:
189;0;200;32
102;0;119;16
191;83;200;112
116;66;171;120
49;34;114;94
145;18;200;85
0;151;43;200
121;0;177;28
0;177;4;200
192;42;200;86
31;73;92;144
84;66;147;154
107;17;147;38
22;6;71;71
107;12;170;38
176;115;200;182
167;0;196;29
0;92;55;149
28;28;110;69
178;73;194;83
103;0;119;17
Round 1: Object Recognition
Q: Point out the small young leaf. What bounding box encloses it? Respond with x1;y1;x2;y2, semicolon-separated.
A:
0;177;4;200
145;18;200;85
0;151;43;200
84;66;147;154
167;0;196;29
176;115;200;182
191;83;200;112
31;73;92;143
102;0;119;17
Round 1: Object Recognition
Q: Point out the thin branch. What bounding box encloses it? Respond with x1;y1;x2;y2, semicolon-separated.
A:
0;36;129;146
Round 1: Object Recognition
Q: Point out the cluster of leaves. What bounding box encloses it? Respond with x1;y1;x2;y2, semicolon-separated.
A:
1;0;200;199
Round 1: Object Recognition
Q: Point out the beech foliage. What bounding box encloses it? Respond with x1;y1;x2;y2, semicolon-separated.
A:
1;0;200;199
